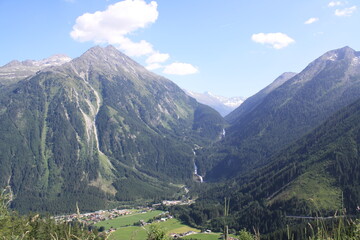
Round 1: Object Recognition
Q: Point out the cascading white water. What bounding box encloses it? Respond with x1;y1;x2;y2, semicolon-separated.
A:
194;162;203;183
193;150;203;183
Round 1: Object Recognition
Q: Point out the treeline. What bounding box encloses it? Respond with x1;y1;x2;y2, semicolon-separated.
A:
0;189;106;240
168;98;360;238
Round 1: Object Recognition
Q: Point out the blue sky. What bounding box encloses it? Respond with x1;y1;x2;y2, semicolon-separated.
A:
0;0;359;97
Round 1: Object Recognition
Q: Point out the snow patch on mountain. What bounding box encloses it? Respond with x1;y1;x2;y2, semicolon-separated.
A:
185;90;245;116
0;54;72;84
327;54;338;61
352;57;360;66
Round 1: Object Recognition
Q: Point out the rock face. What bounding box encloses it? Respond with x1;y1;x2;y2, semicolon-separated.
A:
0;45;225;213
203;46;360;180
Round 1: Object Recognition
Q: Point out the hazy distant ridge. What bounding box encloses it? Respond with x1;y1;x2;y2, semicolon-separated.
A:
185;90;245;116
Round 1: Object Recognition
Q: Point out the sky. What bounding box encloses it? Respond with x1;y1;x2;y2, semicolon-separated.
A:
0;0;359;97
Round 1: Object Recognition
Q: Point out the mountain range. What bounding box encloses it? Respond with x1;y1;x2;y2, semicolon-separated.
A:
1;44;360;238
201;46;360;180
0;54;71;85
0;45;225;213
176;46;360;237
185;90;245;116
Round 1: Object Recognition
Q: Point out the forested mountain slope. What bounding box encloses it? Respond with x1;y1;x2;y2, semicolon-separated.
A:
174;95;360;237
225;72;296;123
0;45;225;213
202;46;360;180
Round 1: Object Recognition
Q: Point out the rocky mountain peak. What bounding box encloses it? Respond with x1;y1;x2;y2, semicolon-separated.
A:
3;60;21;68
185;90;245;116
0;54;71;85
320;46;357;62
81;45;121;59
1;54;71;68
69;45;148;76
288;46;360;87
39;54;72;66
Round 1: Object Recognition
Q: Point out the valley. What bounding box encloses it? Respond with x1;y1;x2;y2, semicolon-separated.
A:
55;206;238;240
1;45;360;239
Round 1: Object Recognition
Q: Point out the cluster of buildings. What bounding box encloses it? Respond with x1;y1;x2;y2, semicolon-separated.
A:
54;208;133;224
152;199;194;207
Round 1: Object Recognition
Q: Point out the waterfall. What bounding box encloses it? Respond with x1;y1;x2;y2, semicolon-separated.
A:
193;149;203;183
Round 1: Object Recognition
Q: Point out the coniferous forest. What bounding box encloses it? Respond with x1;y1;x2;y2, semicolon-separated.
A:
1;45;360;239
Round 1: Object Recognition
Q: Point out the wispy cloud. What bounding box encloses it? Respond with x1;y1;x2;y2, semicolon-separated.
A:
328;1;344;7
335;6;357;16
251;33;295;49
304;17;319;24
163;63;199;75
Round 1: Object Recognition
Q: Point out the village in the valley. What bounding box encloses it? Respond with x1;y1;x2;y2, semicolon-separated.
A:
51;198;237;239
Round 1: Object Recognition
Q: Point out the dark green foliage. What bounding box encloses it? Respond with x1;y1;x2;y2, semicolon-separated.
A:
171;96;360;236
0;46;226;213
0;190;105;239
192;103;226;140
204;47;360;181
146;224;170;240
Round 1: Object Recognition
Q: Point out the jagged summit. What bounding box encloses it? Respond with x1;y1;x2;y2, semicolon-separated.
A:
321;46;358;62
185;90;245;116
0;54;71;85
325;46;356;59
79;45;126;61
1;54;71;68
68;45;149;76
0;45;225;213
307;46;359;69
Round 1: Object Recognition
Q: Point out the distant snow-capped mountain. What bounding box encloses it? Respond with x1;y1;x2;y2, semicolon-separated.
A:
185;90;245;116
0;54;72;85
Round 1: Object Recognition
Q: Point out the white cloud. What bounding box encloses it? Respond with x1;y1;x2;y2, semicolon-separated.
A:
146;52;170;64
70;0;159;56
163;63;199;75
116;37;154;56
251;33;295;49
335;6;357;16
304;17;319;24
328;1;343;7
71;0;197;75
146;63;163;70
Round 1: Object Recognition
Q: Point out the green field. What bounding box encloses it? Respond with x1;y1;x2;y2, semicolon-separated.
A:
181;232;240;240
98;209;200;240
108;218;199;240
268;162;342;211
181;233;222;240
108;226;148;240
157;218;199;234
95;210;163;230
95;209;234;240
